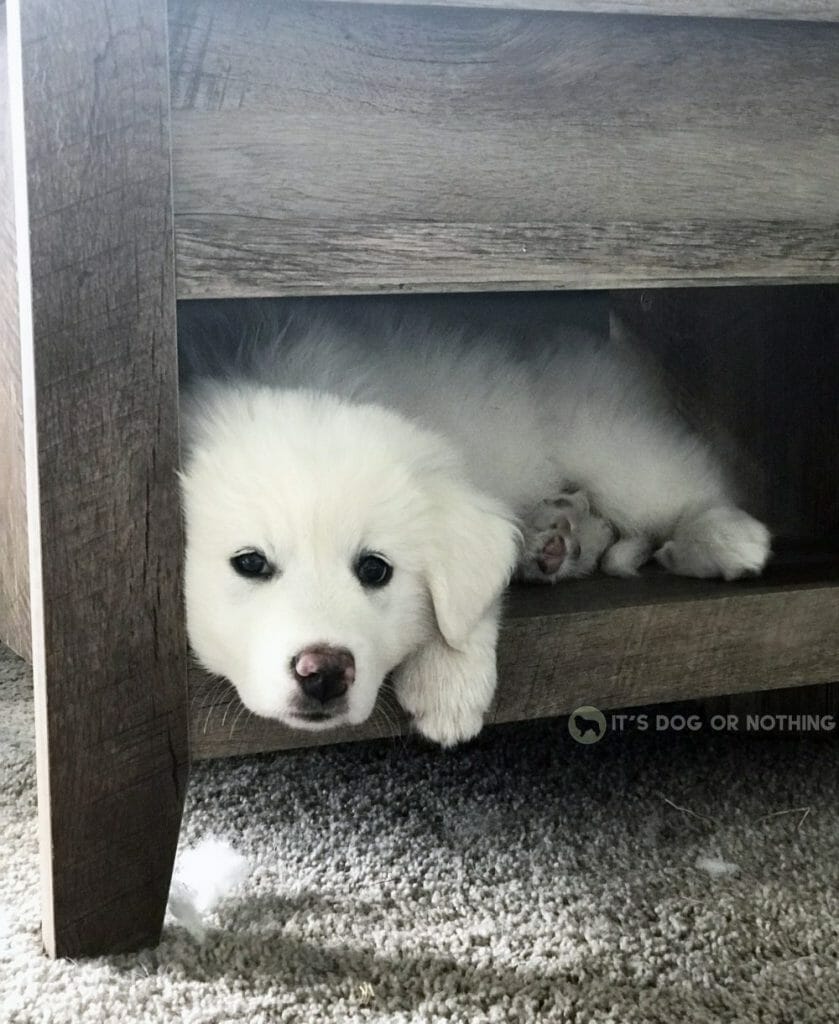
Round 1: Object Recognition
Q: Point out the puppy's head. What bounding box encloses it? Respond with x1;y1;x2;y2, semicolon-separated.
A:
180;384;519;731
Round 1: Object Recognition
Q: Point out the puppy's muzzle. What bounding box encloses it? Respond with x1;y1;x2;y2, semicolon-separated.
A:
291;645;356;706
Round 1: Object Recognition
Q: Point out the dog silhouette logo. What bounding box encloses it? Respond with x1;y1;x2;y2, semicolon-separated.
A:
569;706;607;744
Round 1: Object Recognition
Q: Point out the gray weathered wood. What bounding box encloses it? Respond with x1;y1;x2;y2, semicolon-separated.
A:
9;0;189;957
169;2;839;297
174;219;839;299
304;0;839;23
0;9;29;660
190;555;839;759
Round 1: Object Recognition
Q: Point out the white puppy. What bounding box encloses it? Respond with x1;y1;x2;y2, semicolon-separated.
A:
179;302;770;746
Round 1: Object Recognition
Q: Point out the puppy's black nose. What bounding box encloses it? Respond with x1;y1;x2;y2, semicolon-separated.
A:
292;645;355;704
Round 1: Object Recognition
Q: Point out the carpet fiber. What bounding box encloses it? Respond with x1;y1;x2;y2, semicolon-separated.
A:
2;644;838;1023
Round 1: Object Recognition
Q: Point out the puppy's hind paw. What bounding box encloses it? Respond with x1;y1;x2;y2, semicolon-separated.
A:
518;490;614;583
655;506;771;580
601;536;653;577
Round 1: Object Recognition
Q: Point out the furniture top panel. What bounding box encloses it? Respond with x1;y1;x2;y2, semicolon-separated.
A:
302;0;839;22
170;1;839;296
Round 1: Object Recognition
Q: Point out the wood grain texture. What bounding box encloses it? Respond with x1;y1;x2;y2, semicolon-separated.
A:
0;8;29;660
303;1;839;23
174;219;839;299
168;2;839;297
10;0;189;957
190;553;839;759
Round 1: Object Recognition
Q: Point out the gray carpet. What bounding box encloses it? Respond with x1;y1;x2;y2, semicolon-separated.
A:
2;643;838;1023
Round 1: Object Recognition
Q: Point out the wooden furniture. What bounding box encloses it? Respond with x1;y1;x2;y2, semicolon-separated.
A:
1;0;837;958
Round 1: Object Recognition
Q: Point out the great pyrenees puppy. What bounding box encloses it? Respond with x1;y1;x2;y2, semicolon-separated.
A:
178;300;770;746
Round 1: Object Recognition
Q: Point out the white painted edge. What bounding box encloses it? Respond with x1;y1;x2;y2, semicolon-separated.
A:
6;0;53;958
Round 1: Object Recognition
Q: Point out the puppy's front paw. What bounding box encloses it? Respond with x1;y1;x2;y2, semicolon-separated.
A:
404;695;486;748
394;623;498;747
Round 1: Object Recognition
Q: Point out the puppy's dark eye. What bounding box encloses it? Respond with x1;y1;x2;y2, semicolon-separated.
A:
230;550;273;580
355;553;393;588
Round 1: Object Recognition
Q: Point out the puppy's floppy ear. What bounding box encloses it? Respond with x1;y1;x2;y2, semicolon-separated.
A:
424;477;520;649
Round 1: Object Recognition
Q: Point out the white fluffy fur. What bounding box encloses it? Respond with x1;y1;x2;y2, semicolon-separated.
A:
179;303;770;745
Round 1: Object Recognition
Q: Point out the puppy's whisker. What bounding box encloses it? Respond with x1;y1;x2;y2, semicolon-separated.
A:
375;702;395;735
229;702;249;739
220;696;237;729
190;677;215;711
201;684;234;736
194;676;229;718
376;690;409;749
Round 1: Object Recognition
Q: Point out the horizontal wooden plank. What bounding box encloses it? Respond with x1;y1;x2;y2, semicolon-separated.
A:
190;554;839;759
170;2;839;296
302;1;839;24
175;217;839;298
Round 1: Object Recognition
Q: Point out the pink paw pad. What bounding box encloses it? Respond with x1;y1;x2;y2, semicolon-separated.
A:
534;514;581;575
536;535;567;575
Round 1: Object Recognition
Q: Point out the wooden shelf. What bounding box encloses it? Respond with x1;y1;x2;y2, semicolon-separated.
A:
190;546;839;759
505;544;839;618
300;1;839;24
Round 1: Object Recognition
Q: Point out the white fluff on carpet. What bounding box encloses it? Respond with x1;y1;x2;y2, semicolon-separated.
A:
166;837;250;943
695;854;741;879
